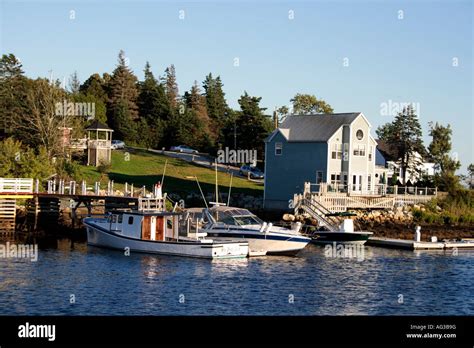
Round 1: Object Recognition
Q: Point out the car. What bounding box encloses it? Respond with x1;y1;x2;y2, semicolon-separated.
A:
239;165;264;179
170;145;199;154
111;140;125;150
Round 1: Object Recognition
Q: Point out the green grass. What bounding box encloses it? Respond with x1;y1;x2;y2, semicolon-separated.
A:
77;149;263;198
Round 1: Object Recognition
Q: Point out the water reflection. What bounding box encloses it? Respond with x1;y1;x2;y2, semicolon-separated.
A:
0;235;472;315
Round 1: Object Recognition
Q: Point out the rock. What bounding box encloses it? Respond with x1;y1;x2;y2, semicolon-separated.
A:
283;213;295;222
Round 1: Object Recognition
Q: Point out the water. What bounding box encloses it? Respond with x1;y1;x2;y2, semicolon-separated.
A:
0;236;473;315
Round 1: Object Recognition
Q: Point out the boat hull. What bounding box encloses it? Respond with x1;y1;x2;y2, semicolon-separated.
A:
311;231;372;245
203;229;310;256
85;222;249;259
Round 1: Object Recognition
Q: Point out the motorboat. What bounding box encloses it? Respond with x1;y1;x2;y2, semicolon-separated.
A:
184;206;311;256
311;216;373;245
83;197;249;259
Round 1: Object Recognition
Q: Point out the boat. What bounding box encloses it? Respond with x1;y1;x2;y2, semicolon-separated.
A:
311;213;373;245
184;206;311;256
83;197;249;259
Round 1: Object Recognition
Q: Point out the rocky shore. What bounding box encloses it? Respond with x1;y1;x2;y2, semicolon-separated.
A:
285;203;473;241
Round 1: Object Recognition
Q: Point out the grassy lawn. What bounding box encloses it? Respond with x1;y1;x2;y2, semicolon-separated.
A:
78;148;263;198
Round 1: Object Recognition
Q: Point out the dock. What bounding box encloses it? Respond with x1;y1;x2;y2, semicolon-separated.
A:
367;237;474;250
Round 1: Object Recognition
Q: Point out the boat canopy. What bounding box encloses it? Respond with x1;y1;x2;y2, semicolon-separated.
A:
209;206;263;226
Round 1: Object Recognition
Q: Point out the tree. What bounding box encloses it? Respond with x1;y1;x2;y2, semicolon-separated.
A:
183;81;215;150
0;137;54;179
9;78;69;159
162;64;179;109
467;164;474;189
0;54;24;79
376;105;425;184
107;50;139;141
290;93;334;114
137;62;170;147
428;122;461;192
68;71;81;94
202;73;228;142
0;53;28;136
235;92;273;160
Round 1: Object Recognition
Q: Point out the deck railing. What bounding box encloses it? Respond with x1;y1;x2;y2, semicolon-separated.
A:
306;182;437;197
0;178;34;194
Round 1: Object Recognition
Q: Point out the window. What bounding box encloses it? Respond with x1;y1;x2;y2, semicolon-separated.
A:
275;142;282;156
343;143;349;161
342;172;348;185
330;173;342;189
368;175;372;191
128;216;134;225
118;215;123;223
356;129;364;140
331;143;342;159
369;146;373;161
353;144;366;156
316;171;323;184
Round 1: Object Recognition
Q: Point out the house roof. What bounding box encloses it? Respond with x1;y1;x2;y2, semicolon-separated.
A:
266;113;361;142
376;139;399;161
85;120;113;131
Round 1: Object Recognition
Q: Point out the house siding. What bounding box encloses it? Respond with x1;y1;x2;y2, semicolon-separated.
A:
264;132;328;211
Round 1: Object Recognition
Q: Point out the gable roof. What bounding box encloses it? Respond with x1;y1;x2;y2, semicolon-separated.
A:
266;113;361;142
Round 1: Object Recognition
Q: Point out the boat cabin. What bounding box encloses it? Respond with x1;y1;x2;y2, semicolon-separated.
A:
108;211;181;241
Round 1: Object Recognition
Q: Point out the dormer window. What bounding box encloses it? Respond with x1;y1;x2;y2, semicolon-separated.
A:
275;142;282;156
356;129;364;140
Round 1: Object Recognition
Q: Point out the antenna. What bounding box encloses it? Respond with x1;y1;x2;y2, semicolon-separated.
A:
161;159;168;188
215;159;218;204
227;172;233;207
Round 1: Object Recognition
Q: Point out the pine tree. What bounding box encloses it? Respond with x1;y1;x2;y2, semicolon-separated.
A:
137;62;170;147
162;64;178;109
376;105;425;184
107;50;139;141
68;71;81;94
202;73;228;143
236;91;272;160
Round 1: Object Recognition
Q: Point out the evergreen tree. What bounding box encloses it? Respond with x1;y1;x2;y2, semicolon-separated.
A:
137;62;170;147
68;71;81;94
107;50;139;141
236;92;272;161
202;73;228;142
162;64;178;109
376;105;425;184
428;122;461;192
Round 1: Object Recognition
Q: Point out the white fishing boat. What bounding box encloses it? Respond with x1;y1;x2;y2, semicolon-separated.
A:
83;197;249;259
184;206;311;256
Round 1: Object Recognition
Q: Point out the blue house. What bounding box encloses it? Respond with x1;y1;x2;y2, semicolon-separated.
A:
264;113;378;211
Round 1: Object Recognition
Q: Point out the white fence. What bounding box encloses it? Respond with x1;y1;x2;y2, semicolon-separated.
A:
0;178;34;194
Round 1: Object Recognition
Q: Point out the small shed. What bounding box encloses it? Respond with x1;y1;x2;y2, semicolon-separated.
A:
85;121;113;166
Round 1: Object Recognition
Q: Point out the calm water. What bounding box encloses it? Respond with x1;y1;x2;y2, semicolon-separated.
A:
0;236;473;315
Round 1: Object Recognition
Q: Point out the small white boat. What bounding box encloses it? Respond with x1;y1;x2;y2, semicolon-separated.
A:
83;198;249;259
311;218;373;245
184;206;311;256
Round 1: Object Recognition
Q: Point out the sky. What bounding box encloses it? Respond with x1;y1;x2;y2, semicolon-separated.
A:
1;0;472;173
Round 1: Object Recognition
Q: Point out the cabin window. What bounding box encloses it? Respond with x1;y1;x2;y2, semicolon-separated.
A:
118;215;123;223
112;215;117;223
316;171;323;184
167;219;173;229
275;142;282;156
128;216;134;225
331;143;342;159
353;144;366;156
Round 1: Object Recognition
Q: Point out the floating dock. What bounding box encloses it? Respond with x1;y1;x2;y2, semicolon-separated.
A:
367;237;474;250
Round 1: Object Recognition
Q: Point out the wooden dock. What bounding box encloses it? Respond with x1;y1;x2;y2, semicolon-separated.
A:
367;237;474;250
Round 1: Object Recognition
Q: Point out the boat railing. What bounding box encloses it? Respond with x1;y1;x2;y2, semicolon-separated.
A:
138;196;166;211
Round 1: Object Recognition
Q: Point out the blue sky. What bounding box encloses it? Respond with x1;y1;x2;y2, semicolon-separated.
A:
1;0;472;173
